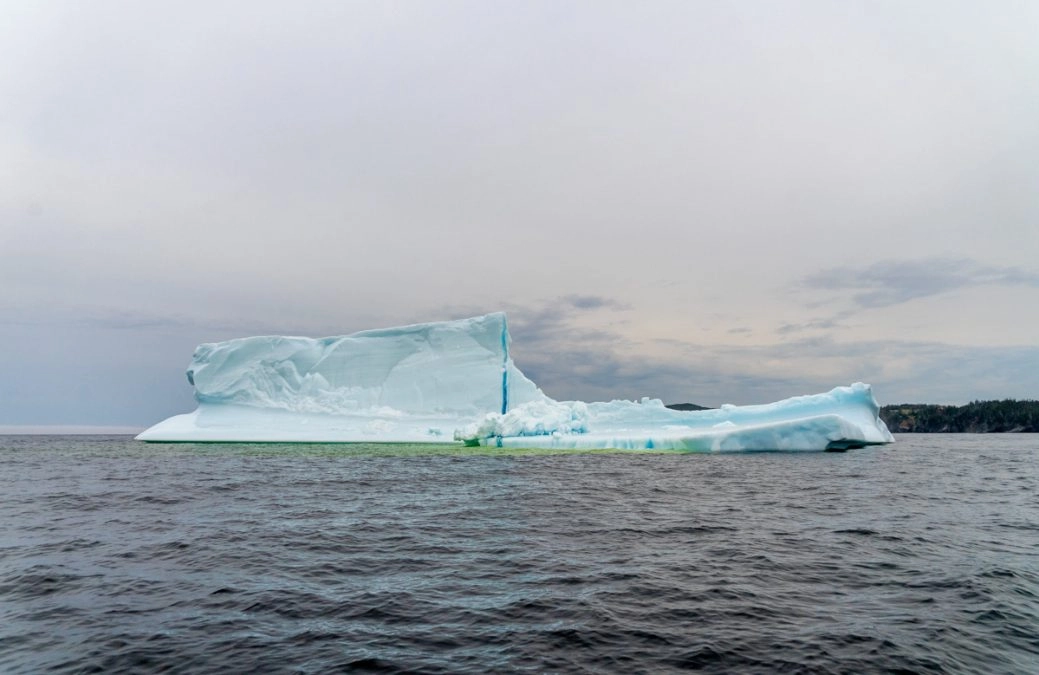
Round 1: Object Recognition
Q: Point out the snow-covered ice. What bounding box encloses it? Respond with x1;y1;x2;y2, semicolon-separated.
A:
137;313;893;451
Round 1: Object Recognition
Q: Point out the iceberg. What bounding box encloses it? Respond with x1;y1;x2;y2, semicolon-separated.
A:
137;313;894;451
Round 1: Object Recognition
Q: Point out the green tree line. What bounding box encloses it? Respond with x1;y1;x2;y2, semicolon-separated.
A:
880;400;1039;433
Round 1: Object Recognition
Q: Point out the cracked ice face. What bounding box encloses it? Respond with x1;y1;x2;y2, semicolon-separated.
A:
185;313;544;415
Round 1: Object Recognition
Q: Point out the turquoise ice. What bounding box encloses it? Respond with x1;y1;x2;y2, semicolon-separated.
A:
137;313;893;451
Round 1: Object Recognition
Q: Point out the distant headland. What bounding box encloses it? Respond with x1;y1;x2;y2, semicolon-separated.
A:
667;399;1039;433
877;400;1039;433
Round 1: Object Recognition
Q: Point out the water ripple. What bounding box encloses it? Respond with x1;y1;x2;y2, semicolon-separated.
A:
1;434;1038;673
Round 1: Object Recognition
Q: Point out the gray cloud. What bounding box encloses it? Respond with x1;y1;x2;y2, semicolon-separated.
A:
80;310;198;331
431;297;1039;408
776;310;857;336
801;258;1039;309
3;304;333;338
416;295;630;350
524;329;1039;408
562;294;630;311
777;318;841;335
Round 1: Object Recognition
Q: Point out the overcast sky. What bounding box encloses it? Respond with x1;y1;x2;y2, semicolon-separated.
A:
2;0;1037;426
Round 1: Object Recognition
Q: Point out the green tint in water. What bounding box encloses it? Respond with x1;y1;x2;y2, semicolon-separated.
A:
143;441;685;458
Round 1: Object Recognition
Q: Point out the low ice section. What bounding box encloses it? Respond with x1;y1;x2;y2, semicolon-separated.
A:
455;384;892;451
137;313;893;451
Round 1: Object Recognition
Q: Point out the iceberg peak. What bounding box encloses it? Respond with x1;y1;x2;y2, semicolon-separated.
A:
182;313;542;416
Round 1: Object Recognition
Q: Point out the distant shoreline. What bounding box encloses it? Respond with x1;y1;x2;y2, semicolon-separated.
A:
878;401;1038;433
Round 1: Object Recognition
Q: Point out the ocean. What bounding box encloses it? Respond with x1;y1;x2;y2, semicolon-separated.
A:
2;435;1037;674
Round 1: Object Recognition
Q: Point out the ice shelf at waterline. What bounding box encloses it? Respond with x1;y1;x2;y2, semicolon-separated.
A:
136;313;894;451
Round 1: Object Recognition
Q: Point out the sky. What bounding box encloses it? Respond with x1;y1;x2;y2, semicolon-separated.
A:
2;0;1038;426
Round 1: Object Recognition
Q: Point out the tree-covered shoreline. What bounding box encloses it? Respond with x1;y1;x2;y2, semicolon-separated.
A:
879;400;1039;433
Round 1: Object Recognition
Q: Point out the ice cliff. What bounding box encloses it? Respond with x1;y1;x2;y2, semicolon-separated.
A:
185;313;542;416
137;313;894;451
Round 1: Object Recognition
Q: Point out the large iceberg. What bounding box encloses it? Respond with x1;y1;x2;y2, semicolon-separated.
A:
137;313;894;451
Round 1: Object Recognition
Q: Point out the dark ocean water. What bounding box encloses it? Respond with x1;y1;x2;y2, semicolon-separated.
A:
1;435;1037;674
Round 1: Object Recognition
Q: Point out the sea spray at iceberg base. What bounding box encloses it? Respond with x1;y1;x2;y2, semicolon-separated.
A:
137;313;894;451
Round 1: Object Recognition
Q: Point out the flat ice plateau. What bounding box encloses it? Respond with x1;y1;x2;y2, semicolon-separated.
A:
137;313;893;451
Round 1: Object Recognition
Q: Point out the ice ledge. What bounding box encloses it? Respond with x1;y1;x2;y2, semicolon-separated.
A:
455;383;893;451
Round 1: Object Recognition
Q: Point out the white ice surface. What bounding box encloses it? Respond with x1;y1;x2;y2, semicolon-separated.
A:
459;384;892;451
185;313;542;415
137;313;894;451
